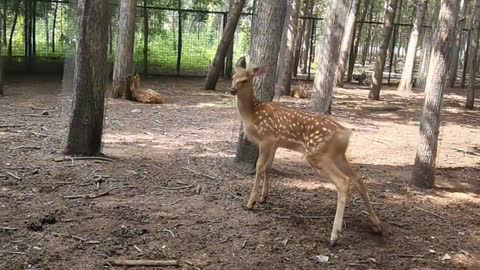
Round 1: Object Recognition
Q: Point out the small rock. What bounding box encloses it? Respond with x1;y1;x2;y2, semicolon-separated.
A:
442;253;451;261
429;249;436;254
281;239;289;246
131;109;141;113
41;111;49;116
313;255;330;263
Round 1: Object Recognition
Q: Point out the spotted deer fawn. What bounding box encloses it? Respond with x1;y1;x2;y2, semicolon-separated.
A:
126;74;165;104
231;66;382;245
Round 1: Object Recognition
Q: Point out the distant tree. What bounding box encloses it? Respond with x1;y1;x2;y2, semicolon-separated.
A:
466;0;480;110
397;0;428;93
412;0;460;189
361;4;373;66
112;0;137;98
369;0;398;100
234;0;287;174
446;0;470;87
348;0;370;81
204;0;246;90
276;0;301;95
336;0;360;87
0;34;3;96
7;1;20;57
300;0;314;74
293;0;311;77
311;0;349;114
64;0;109;156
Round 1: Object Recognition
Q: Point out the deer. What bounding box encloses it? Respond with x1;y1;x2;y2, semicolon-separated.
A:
126;74;165;104
230;66;382;246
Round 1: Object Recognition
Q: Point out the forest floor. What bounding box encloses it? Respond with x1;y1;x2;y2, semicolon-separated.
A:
0;75;479;270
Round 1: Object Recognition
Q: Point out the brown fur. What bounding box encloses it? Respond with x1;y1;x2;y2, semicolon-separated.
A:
128;74;165;104
231;66;381;245
290;84;310;99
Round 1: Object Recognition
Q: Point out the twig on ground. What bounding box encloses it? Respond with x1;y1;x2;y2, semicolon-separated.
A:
277;215;334;220
387;221;407;228
12;145;41;150
158;184;193;191
30;106;55;111
0;124;25;128
7;172;22;180
0;226;18;232
0;250;26;255
160;199;181;206
413;206;446;220
63;187;116;199
162;228;175;238
133;245;143;253
54;156;115;163
365;137;390;146
452;147;480;157
184;260;202;270
50;231;100;244
182;167;219;181
109;259;179;267
398;254;424;258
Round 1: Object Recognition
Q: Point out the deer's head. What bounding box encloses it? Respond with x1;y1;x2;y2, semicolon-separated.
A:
230;67;266;96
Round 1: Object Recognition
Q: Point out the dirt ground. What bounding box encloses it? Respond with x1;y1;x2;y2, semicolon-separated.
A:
0;74;479;270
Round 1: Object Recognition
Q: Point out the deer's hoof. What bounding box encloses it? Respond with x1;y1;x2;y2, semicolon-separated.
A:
371;223;383;234
259;195;268;204
329;237;338;247
245;201;256;210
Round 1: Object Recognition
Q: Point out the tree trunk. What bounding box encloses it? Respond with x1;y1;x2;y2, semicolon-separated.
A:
397;0;428;93
224;0;235;79
52;2;59;53
311;0;349;114
466;0;480;110
362;5;373;66
412;0;460;189
336;0;361;87
143;0;149;75
45;15;50;50
293;0;310;77
0;33;4;96
348;0;370;81
368;0;398;100
277;0;300;96
300;1;314;74
8;2;20;57
446;0;469;87
204;0;246;90
234;0;287;174
64;0;109;156
2;0;6;46
461;30;470;87
112;0;137;98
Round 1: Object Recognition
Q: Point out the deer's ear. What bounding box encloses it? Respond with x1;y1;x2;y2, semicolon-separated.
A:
252;66;267;77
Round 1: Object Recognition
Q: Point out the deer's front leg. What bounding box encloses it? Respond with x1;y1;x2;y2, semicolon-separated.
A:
246;143;272;209
260;146;277;203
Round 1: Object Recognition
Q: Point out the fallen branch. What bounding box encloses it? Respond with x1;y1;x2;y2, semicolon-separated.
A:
0;250;26;255
182;167;219;181
109;259;179;267
54;156;115;163
413;206;446;220
63;187;116;199
7;172;22;180
162;228;175;238
12;145;41;150
160;199;181;206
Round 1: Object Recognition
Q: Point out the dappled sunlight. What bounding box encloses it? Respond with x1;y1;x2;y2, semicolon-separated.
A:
282;179;336;191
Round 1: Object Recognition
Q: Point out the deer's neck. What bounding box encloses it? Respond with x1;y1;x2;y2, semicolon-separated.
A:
236;91;257;124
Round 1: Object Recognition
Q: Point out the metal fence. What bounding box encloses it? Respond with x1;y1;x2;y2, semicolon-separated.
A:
0;0;471;83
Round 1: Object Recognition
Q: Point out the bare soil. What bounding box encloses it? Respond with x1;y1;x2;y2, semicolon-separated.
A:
1;75;479;270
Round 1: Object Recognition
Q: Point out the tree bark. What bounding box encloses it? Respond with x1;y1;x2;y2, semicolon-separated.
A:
224;0;235;79
64;0;109;156
293;0;310;77
412;0;460;189
45;13;50;50
397;0;428;93
234;0;287;174
300;1;314;74
2;0;6;46
204;0;246;90
311;0;349;114
348;0;370;81
143;0;149;75
8;2;20;57
276;0;300;96
336;0;361;87
461;30;470;87
52;2;59;53
112;0;137;98
466;0;480;110
362;4;374;66
369;0;398;100
446;0;469;87
0;32;4;96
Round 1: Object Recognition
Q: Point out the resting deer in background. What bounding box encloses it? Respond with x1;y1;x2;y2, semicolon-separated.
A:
126;74;165;104
231;66;382;245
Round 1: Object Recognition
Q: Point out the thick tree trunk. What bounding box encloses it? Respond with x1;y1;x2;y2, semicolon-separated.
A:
64;0;109;156
234;0;287;174
466;0;480;110
348;0;370;81
52;2;59;53
412;0;460;189
277;0;300;96
446;0;469;87
369;0;398;100
362;5;373;66
397;0;428;93
224;0;235;79
204;0;246;90
336;0;361;87
112;0;137;98
8;2;20;57
311;0;349;114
